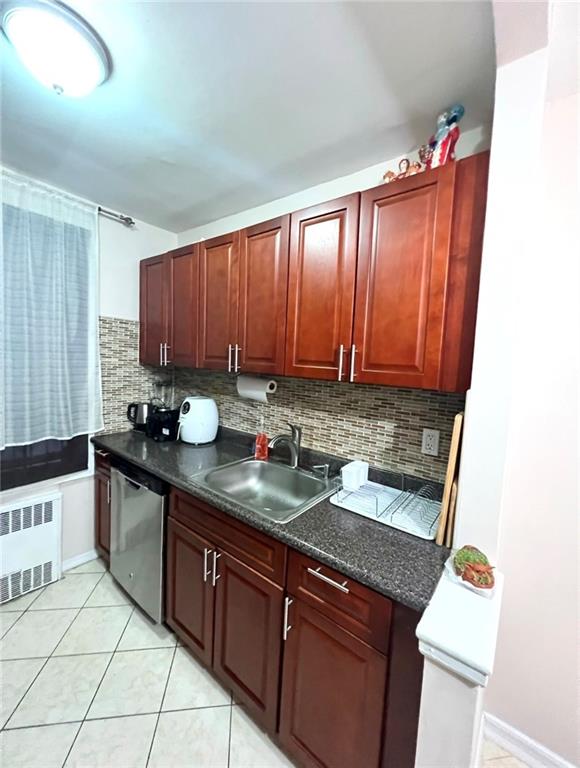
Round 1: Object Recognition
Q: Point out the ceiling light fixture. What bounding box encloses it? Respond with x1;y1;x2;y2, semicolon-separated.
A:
1;0;111;97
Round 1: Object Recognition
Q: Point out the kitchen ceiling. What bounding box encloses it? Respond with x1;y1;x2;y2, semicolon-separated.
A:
0;1;495;232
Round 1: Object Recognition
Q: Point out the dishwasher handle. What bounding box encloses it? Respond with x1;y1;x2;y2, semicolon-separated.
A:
119;472;150;493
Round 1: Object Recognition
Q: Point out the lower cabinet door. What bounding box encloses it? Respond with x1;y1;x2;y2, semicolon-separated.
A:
279;598;387;768
95;471;110;560
166;517;215;666
213;550;284;732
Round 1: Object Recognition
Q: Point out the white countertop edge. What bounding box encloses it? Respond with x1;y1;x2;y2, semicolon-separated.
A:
416;568;504;686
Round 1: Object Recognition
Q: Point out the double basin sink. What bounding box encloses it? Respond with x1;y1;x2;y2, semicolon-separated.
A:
194;458;339;523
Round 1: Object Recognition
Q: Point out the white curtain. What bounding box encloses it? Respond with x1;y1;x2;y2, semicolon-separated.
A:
0;168;103;449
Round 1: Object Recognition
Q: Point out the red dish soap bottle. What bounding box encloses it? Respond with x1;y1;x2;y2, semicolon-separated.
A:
255;432;269;461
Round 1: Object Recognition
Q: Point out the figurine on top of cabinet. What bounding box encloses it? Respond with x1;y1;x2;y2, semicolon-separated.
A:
382;158;423;184
419;103;465;169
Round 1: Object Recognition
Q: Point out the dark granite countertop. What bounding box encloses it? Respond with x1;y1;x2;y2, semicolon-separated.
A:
92;429;448;612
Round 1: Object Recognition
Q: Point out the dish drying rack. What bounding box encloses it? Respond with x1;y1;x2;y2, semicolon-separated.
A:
330;480;441;540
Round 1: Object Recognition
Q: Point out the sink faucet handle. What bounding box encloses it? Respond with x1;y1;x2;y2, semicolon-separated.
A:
287;423;302;444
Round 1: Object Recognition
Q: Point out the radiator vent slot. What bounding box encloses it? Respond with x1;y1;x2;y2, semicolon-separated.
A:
0;492;61;605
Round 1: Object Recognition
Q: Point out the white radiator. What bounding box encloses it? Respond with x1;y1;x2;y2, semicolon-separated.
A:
0;492;62;604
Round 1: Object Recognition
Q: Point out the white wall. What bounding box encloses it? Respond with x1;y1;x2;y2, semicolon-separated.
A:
177;126;490;244
99;215;177;321
456;2;579;764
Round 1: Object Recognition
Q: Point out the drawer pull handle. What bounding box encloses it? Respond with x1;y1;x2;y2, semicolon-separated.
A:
307;567;349;594
283;596;293;640
203;548;213;583
95;449;109;458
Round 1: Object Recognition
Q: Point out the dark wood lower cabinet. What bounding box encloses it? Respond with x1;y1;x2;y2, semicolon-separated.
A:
279;598;388;768
213;551;284;731
166;517;215;666
94;460;111;561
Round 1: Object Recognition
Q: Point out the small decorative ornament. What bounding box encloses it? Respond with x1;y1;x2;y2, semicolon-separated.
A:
382;158;424;184
419;103;465;169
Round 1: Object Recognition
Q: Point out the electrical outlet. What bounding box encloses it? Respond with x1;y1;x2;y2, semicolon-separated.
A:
421;428;440;456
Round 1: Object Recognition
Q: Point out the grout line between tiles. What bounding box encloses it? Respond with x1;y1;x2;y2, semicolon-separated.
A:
60;605;136;766
227;697;234;768
145;642;178;767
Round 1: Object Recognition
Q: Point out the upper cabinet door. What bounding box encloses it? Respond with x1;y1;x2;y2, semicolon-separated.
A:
199;232;240;370
285;195;359;380
167;245;199;368
238;217;290;375
353;164;456;389
139;254;167;366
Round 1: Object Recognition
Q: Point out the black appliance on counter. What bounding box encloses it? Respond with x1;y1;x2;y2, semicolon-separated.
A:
146;406;180;442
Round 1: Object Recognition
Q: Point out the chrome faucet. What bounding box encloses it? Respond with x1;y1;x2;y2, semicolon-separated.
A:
268;423;302;469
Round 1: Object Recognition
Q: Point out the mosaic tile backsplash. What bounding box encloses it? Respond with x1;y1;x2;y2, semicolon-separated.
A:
99;316;465;482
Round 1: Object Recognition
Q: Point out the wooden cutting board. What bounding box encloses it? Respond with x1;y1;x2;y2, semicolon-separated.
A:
436;412;464;546
445;480;458;548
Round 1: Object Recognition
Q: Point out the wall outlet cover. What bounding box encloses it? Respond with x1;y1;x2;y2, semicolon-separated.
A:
422;429;440;456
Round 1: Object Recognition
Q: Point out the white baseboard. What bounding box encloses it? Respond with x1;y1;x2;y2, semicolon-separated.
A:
63;549;99;572
484;712;577;768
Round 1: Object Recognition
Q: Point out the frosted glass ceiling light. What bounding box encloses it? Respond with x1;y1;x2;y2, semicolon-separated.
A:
1;0;111;97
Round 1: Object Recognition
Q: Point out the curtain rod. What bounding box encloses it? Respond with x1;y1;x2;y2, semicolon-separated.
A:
98;206;135;227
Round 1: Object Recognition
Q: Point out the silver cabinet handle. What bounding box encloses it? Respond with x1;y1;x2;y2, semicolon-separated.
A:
349;344;357;383
159;342;163;366
307;566;349;594
227;344;233;373
164;343;171;365
107;479;110;505
203;547;213;583
212;551;221;586
282;596;293;640
95;448;109;458
337;344;345;382
234;344;241;373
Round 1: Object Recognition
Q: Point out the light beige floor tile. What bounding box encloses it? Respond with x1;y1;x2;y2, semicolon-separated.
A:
230;706;293;768
0;722;80;768
53;606;133;656
31;573;103;610
117;609;177;651
162;647;230;711
0;587;44;612
66;558;107;575
0;658;46;727
87;647;174;719
483;739;510;760
84;573;132;607
7;652;111;728
65;713;157;768
148;707;230;768
0;608;77;659
0;611;23;638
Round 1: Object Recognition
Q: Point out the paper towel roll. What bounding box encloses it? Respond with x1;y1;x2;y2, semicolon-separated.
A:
236;375;277;403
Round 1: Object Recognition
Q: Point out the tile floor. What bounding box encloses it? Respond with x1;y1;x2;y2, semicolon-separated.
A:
0;558;293;768
1;557;527;768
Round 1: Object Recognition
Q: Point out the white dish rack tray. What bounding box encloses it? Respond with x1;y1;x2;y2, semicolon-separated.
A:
330;480;441;540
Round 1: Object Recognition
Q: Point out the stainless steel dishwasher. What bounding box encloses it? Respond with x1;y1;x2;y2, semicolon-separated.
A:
110;460;167;623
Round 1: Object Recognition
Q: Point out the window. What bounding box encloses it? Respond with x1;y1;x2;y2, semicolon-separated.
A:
1;169;103;486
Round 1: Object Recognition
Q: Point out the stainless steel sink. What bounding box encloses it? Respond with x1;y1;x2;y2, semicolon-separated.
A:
193;458;339;523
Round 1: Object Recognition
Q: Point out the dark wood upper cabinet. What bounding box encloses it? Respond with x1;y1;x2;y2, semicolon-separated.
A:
353;153;488;391
238;217;289;375
285;194;359;380
213;551;284;731
167;245;199;368
166;517;215;667
139;254;167;366
198;232;240;370
353;164;456;389
279;598;388;768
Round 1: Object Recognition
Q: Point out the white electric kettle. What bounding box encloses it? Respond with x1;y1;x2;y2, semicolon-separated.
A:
178;397;219;444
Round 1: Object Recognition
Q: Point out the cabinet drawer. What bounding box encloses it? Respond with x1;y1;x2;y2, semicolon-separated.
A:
170;488;287;585
94;451;110;476
287;550;392;654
